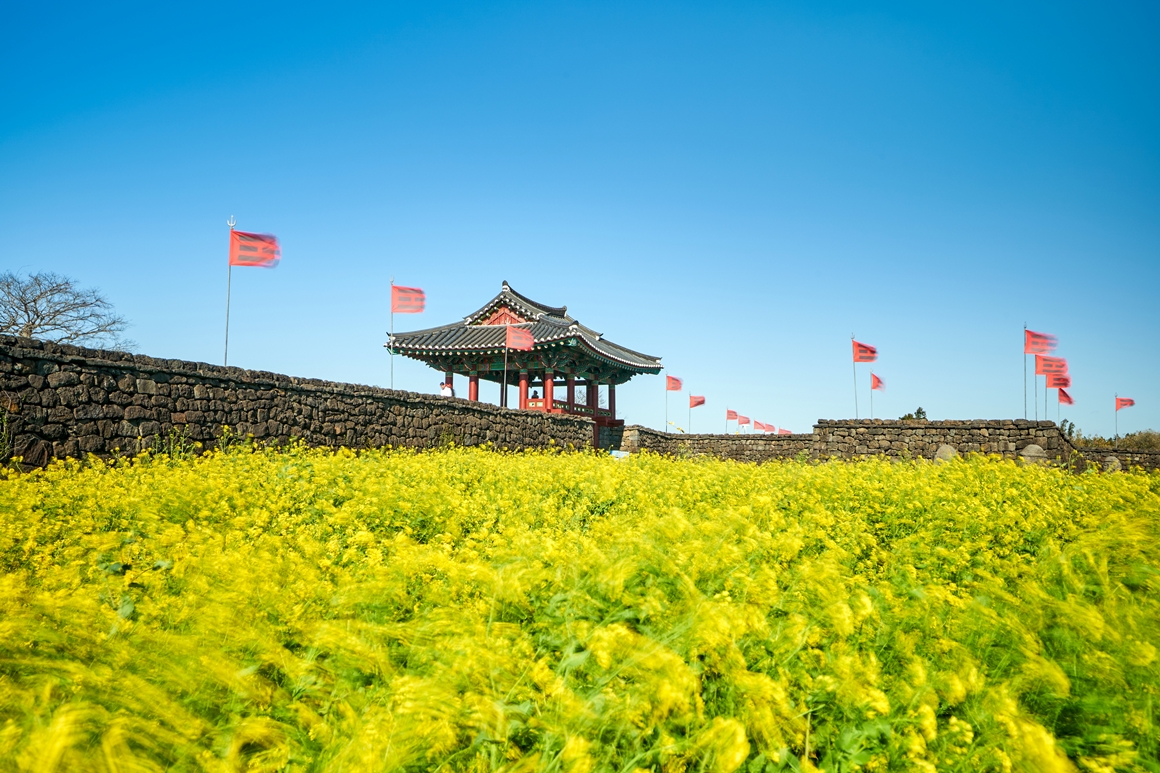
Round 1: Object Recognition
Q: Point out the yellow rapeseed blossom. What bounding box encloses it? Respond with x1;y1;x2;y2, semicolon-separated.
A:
0;445;1156;771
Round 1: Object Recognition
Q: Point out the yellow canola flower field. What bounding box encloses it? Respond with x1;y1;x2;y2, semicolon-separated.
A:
1;446;1158;773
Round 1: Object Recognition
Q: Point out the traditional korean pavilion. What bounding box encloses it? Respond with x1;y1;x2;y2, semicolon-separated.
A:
385;282;662;437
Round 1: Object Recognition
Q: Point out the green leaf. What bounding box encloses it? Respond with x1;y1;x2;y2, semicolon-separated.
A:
117;597;135;619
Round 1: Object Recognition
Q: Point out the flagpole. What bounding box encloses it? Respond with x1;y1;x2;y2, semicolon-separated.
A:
1115;393;1118;441
502;326;509;409
389;277;395;390
851;334;859;419
1023;324;1027;420
668;380;677;429
689;402;692;434
870;379;873;420
224;216;235;366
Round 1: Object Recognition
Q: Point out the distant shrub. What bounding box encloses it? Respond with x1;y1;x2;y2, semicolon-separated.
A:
1066;424;1160;450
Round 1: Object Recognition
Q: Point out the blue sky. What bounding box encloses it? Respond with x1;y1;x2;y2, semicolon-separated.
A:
2;1;1157;436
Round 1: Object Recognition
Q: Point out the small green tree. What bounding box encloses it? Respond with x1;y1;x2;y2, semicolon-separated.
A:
899;407;928;421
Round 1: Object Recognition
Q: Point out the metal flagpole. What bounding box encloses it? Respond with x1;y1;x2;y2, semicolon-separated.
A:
389;277;395;390
502;326;509;409
665;375;669;433
689;402;692;435
224;216;236;366
1045;376;1048;423
1023;324;1027;419
870;380;873;420
851;334;859;419
1034;374;1038;421
1115;393;1118;440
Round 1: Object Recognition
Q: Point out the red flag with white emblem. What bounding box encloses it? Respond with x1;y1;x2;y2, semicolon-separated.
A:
666;375;683;391
690;395;705;408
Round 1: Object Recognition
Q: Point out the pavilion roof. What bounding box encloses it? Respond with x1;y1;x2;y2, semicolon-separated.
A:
387;282;662;374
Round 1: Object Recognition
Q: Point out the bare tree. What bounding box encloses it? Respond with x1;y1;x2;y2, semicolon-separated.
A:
0;271;134;350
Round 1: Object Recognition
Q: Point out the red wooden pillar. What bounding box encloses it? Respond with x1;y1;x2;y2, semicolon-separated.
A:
519;371;529;409
445;371;455;395
543;371;554;412
609;383;616;418
566;377;576;413
589;380;601;449
468;373;479;402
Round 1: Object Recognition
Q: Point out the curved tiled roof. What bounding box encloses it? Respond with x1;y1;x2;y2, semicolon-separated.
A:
388;282;661;373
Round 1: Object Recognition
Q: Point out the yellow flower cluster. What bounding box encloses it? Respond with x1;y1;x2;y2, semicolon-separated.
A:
0;446;1157;772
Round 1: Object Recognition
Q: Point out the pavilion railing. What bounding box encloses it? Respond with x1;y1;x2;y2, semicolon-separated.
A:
525;399;614;419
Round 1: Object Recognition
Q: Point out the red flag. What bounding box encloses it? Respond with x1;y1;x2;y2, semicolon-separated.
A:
871;372;884;391
852;340;877;363
1046;373;1070;389
505;325;534;351
689;395;706;408
737;415;750;426
1116;397;1135;411
1035;355;1067;375
391;285;426;314
666;375;683;391
726;409;738;421
778;427;792;435
753;421;766;432
228;230;280;267
1058;388;1074;406
1024;329;1057;355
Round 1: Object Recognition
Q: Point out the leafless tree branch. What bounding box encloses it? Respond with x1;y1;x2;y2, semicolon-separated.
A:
0;272;134;350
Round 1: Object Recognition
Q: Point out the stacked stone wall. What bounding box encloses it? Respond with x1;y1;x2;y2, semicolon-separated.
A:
605;425;813;462
2;337;1155;471
813;419;1071;460
1071;447;1160;473
0;337;592;466
606;420;1158;471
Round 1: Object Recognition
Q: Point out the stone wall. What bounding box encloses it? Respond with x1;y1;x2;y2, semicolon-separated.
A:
2;336;1155;471
603;425;814;462
605;419;1158;471
0;336;593;466
812;420;1159;471
1072;447;1160;473
812;419;1070;460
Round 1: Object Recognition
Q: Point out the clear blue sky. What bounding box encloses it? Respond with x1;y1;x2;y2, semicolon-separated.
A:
2;1;1157;436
